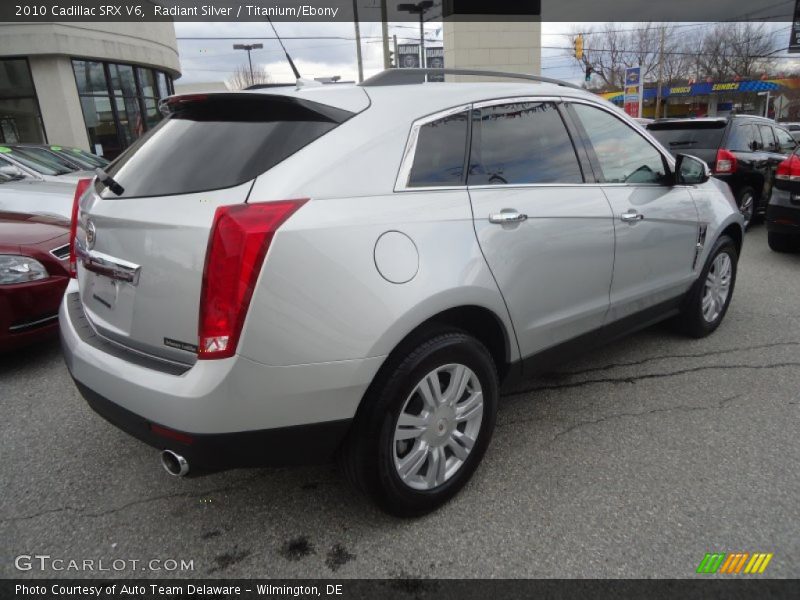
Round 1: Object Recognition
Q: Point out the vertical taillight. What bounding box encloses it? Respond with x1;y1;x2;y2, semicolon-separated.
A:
68;178;92;278
776;154;800;181
714;148;738;174
198;199;308;360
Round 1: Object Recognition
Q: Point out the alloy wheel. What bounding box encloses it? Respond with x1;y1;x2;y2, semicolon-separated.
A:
701;252;732;323
392;364;484;491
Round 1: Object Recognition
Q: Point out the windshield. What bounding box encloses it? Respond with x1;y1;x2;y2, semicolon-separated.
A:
56;147;109;168
0;146;72;176
647;122;726;150
0;157;29;182
10;146;80;173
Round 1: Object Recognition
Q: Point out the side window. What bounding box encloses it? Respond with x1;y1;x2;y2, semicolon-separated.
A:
468;101;583;185
407;111;468;187
570;103;667;184
728;123;758;151
758;125;777;152
774;127;796;154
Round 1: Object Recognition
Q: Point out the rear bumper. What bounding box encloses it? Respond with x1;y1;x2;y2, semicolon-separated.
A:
75;379;351;468
766;204;800;235
60;280;384;466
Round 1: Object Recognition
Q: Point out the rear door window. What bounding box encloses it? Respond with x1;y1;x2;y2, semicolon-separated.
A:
468;101;583;185
100;94;353;199
727;123;760;152
758;125;777;152
407;110;469;187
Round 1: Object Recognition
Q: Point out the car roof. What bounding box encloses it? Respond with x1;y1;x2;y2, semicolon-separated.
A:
171;79;607;119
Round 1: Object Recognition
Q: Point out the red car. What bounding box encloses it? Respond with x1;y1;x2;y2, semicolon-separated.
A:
0;211;70;351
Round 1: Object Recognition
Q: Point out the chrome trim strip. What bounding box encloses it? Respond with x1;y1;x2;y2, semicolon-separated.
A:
76;247;141;285
9;313;58;332
472;96;562;109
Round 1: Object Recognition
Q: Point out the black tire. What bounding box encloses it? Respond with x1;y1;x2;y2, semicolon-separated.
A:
735;186;757;230
675;235;738;338
339;329;498;517
768;231;798;253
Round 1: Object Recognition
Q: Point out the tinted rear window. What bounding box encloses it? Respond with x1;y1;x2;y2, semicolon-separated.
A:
647;121;726;151
408;111;468;187
100;94;353;199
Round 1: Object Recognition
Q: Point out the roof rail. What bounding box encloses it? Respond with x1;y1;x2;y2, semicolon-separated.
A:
360;68;583;90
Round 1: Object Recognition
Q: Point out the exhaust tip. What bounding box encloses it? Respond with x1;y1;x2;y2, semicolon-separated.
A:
161;449;189;477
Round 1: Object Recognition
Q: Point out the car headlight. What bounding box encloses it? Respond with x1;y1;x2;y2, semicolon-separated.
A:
0;255;49;285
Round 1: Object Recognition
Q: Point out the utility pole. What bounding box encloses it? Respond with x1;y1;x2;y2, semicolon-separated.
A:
233;43;263;86
353;0;364;82
381;0;391;69
654;26;665;119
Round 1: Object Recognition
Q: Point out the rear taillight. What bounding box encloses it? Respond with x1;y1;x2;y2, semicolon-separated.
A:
776;154;800;181
198;199;308;360
68;178;92;278
714;148;738;174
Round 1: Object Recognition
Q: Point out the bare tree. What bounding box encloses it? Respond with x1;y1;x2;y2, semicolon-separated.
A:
696;22;779;81
227;64;273;90
565;22;780;90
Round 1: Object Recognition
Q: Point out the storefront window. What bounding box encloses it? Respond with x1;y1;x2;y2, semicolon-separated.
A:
72;59;173;159
0;58;45;143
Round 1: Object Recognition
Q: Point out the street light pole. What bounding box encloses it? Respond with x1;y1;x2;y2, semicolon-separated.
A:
233;43;263;86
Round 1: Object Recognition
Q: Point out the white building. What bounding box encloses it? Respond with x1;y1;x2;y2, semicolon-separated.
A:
0;22;181;159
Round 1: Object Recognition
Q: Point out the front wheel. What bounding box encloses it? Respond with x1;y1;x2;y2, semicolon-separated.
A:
675;235;738;338
340;330;498;517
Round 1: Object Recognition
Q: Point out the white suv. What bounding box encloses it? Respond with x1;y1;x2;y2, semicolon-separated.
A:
60;70;744;516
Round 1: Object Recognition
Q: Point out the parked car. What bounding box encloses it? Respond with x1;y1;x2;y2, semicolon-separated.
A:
766;149;800;252
781;122;800;143
647;116;797;228
10;143;109;171
60;70;744;516
0;146;92;184
0;168;76;219
0;211;70;352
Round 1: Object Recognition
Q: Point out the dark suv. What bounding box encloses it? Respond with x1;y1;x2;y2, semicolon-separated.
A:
648;116;797;228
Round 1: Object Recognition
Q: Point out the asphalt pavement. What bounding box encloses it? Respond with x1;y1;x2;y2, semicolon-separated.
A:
1;226;798;579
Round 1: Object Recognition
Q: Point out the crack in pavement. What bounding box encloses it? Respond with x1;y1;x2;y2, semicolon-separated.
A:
0;472;265;525
504;362;800;398
542;341;800;379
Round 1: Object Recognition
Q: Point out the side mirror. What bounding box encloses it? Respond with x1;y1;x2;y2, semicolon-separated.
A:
675;154;711;185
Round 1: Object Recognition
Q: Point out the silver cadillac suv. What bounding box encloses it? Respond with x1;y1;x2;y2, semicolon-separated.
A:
60;70;744;516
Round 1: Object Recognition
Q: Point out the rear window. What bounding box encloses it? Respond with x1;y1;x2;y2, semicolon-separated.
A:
647;121;726;151
99;94;353;199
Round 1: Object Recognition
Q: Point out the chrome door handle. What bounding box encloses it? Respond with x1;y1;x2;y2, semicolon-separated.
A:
489;209;528;224
620;209;644;223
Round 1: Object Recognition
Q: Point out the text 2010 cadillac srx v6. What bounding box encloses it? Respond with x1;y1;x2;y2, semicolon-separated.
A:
60;70;744;516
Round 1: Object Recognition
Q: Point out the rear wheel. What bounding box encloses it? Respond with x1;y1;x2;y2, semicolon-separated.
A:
340;330;498;517
736;186;756;229
768;231;798;253
675;235;738;338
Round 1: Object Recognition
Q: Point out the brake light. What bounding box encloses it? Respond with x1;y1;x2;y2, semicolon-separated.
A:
68;178;92;277
776;154;800;181
198;199;308;359
714;148;738;174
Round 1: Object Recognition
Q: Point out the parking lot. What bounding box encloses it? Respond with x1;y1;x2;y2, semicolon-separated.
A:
1;226;798;579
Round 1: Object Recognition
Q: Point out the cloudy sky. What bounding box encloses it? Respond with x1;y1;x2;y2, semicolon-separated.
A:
174;20;799;88
174;21;586;87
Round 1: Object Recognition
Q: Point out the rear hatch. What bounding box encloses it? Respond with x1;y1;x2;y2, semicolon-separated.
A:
647;120;727;166
76;92;358;364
